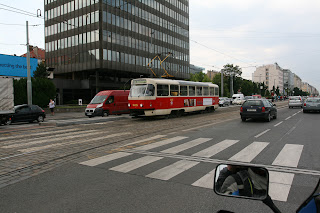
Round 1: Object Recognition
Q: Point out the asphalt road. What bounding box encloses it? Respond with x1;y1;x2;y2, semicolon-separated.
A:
1;103;319;213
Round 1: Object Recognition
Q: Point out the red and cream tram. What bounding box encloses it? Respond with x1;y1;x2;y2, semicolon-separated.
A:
128;78;219;117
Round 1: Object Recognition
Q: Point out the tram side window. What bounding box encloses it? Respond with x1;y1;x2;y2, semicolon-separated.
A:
170;85;179;96
214;87;219;96
180;86;188;96
210;88;214;96
189;86;195;96
196;87;203;96
203;87;209;96
157;84;169;96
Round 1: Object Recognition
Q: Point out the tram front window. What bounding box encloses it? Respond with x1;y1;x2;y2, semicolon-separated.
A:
129;84;155;97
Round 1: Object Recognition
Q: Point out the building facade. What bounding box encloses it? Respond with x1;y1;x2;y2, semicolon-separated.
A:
283;69;294;95
293;73;302;90
44;0;190;104
252;63;284;93
206;70;219;80
189;64;204;74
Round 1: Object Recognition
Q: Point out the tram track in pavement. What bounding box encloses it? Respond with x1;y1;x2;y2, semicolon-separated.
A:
0;102;287;188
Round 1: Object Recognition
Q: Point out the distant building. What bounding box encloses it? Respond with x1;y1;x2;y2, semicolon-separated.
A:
21;46;45;63
206;70;219;80
190;64;205;74
44;0;190;104
252;63;284;93
293;74;302;90
283;69;294;95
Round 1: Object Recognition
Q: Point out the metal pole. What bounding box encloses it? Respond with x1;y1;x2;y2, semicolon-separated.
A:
230;73;234;97
26;21;32;105
221;69;223;97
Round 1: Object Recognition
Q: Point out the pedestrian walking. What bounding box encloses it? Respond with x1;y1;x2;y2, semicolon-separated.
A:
48;99;55;116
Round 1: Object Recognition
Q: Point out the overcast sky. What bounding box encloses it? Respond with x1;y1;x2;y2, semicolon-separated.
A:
1;0;319;90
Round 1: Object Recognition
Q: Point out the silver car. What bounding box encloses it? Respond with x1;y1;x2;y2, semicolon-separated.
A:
219;97;231;107
288;96;303;108
303;97;320;113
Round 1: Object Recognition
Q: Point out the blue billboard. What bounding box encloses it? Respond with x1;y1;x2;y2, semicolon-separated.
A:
0;54;38;77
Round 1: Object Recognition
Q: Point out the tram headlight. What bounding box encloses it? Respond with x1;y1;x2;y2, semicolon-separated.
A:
128;103;131;107
150;103;152;107
140;104;144;107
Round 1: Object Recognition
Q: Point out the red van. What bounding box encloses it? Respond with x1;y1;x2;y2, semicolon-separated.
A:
85;90;130;117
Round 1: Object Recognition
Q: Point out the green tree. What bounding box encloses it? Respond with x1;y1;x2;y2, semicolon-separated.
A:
189;72;211;82
221;64;242;77
33;62;49;78
212;73;230;97
14;78;56;108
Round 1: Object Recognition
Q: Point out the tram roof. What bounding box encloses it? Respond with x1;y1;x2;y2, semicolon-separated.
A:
132;78;218;87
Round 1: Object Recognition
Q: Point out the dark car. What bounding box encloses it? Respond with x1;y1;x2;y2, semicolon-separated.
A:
10;104;46;124
240;99;277;122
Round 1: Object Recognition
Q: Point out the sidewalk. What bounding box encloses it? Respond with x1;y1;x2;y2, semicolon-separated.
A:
45;112;86;121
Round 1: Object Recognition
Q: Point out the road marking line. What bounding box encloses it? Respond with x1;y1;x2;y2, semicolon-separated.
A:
161;138;212;154
272;144;304;167
125;135;166;146
2;131;102;149
191;169;215;189
192;139;239;158
133;136;187;151
80;152;132;167
274;121;283;127
0;128;82;142
285;116;292;120
254;129;271;138
146;160;199;180
229;142;269;162
110;156;163;173
125;149;320;176
18;132;131;153
269;171;295;202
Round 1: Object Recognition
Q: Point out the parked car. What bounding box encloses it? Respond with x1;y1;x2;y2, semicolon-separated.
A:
10;104;46;124
219;97;231;107
240;99;277;122
85;90;130;117
232;93;245;105
303;97;320;113
288;96;303;108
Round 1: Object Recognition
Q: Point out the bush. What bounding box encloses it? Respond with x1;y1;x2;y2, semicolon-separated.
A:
14;78;56;108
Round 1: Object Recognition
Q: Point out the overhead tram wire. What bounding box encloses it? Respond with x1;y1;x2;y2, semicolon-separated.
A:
190;39;256;66
0;3;38;16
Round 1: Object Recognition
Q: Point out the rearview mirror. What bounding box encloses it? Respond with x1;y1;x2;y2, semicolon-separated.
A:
214;164;269;200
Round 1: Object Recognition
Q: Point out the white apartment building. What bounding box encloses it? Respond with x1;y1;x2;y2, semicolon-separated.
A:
293;74;302;90
252;63;284;93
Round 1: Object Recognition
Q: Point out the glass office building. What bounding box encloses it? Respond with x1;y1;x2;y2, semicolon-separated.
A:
44;0;189;103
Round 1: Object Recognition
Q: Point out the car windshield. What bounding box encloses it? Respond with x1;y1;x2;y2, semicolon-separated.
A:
306;99;320;103
243;100;262;107
290;97;301;100
129;84;155;97
90;95;108;104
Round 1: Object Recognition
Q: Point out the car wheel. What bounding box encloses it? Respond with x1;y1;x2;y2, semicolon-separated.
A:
5;119;12;125
266;113;271;122
303;110;306;113
102;111;109;117
37;115;44;122
241;117;246;122
273;113;277;119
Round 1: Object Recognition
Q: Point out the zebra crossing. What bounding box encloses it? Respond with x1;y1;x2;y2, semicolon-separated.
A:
79;135;307;203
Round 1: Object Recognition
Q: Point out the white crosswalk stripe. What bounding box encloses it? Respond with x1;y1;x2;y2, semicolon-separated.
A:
133;136;187;151
146;160;199;180
191;169;215;189
110;156;163;173
229;142;269;162
78;136;304;203
272;144;304;167
80;152;133;167
161;138;212;154
192;139;239;158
